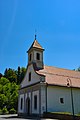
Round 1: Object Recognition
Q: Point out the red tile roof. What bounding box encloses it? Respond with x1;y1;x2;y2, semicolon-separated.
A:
36;65;80;88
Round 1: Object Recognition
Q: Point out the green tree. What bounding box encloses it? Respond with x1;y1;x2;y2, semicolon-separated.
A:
0;66;26;114
20;67;26;83
0;77;9;85
4;67;26;84
0;77;19;113
4;68;17;83
0;94;8;109
9;82;19;110
17;66;21;84
0;73;3;78
4;69;8;78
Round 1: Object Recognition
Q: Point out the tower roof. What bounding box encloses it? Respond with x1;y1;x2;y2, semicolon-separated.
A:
27;39;44;52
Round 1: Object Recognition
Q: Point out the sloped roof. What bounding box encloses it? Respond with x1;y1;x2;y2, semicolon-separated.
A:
36;65;80;88
27;40;44;52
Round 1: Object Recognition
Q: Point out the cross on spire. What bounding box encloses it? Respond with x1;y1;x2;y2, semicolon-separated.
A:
35;34;36;40
35;29;37;40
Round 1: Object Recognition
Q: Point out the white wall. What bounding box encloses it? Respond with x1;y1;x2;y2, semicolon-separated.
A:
24;93;27;113
25;93;27;101
41;85;46;114
18;94;24;113
29;92;31;113
47;86;80;114
21;64;40;88
32;90;39;114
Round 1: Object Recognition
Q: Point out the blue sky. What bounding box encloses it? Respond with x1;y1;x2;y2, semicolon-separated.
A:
0;0;80;74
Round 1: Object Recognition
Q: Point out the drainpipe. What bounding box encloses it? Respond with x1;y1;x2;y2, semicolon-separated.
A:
46;83;47;113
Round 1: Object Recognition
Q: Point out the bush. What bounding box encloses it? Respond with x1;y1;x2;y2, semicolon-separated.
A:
0;109;2;115
9;108;16;114
77;113;80;116
2;107;9;114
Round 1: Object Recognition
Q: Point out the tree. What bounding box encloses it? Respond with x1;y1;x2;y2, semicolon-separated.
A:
0;66;26;114
0;77;19;113
0;94;8;109
4;69;8;78
4;67;26;84
4;68;17;83
0;73;3;78
9;82;19;110
17;66;21;84
16;66;26;84
0;77;9;85
20;67;26;83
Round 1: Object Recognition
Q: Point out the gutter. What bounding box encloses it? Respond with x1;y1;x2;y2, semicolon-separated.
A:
46;83;48;113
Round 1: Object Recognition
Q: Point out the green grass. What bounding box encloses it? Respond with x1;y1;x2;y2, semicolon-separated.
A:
46;112;80;117
47;112;71;115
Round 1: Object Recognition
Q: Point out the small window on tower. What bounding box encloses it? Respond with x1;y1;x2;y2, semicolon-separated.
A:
29;72;31;81
60;98;64;104
36;53;40;60
29;54;32;61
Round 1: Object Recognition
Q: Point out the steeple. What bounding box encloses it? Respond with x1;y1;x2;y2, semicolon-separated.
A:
27;36;44;70
27;39;44;53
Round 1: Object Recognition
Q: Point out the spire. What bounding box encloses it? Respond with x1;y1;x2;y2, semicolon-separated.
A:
27;36;44;53
35;34;36;40
35;29;37;40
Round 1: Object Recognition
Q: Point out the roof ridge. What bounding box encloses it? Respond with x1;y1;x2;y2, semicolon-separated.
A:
38;70;80;79
44;65;80;73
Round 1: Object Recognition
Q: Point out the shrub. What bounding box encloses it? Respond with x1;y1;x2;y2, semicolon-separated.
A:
2;107;9;114
9;108;16;114
0;109;2;115
77;113;80;116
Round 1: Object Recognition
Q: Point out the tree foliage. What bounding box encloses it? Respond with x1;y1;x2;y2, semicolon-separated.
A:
4;68;17;83
0;77;19;113
4;66;26;84
0;66;26;114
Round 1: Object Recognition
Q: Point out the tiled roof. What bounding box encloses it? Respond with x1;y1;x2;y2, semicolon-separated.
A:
27;40;44;52
36;65;80;88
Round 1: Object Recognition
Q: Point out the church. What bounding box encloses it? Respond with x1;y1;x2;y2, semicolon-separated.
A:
18;36;80;117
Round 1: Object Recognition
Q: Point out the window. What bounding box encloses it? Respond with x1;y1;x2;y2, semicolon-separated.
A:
29;72;31;81
34;95;37;110
60;98;64;104
29;54;32;61
20;98;23;110
36;53;40;60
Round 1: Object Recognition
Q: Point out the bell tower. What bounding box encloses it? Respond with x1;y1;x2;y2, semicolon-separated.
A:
27;35;44;70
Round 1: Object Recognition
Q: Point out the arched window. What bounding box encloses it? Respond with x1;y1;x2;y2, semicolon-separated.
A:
20;98;23;110
34;95;37;110
28;72;31;81
36;53;40;60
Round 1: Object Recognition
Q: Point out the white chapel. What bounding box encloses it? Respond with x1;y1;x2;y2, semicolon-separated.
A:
18;36;80;117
